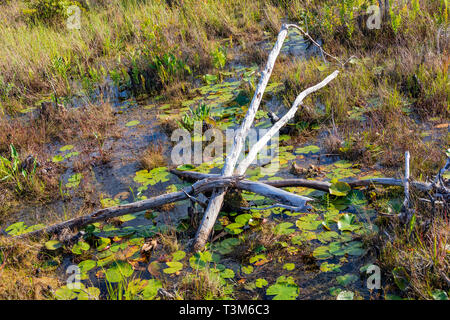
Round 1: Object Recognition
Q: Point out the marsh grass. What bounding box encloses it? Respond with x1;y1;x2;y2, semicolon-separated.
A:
0;237;61;299
378;200;449;299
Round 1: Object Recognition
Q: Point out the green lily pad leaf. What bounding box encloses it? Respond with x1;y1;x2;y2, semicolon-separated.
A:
77;287;100;300
337;214;361;232
220;268;235;279
125;120;140;127
172;250;186;261
345;241;365;256
163;261;183;274
320;262;342;273
176;164;196;171
71;241;90;255
95;237;111;251
296;214;322;231
54;286;77;300
249;254;268;265
64;151;79;159
274;222;295;235
283;263;295;271
329;287;342;296
329;179;351;197
225;222;243;235
52;155;64;163
336;273;359;286
66;173;82;189
142;279;162;300
255;278;268;288
295;145;320;154
242;265;254;274
312;246;333;260
336;290;354;300
235;214;252;226
317;231;340;243
266;276;299;300
118;214;136;222
45;240;62;250
78;260;96;273
105;261;134;283
60;145;74;152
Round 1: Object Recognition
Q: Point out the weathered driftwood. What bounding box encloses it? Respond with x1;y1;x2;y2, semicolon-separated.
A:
192;23;344;250
170;169;432;193
192;24;292;251
235;70;339;175
16;176;240;239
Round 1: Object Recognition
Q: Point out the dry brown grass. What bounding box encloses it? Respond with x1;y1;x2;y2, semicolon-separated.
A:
140;144;167;171
0;237;61;299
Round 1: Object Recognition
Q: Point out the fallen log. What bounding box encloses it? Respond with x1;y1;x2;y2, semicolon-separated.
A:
170;169;432;193
13;176;240;239
10;174;311;239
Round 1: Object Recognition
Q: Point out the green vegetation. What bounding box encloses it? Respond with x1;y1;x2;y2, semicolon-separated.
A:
0;0;448;301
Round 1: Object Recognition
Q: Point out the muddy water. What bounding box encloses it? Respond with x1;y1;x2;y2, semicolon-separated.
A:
4;29;380;300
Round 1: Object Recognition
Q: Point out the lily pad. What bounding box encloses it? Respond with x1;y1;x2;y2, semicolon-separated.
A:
266;276;299;300
125;120;140;127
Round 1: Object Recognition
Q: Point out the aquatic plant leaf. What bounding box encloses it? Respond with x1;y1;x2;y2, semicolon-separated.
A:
105;261;134;283
60;145;74;152
45;240;62;250
329;179;351;197
64;151;79;159
274;222;295;235
54;286;77;300
172;250;186;261
320;262;341;273
163;261;183;274
242;265;254;274
142;279;162;300
77;287;100;300
221;268;235;279
225;223;243;235
78;260;96;274
235;214;252;226
52;155;64;163
249;254;269;265
296;214;322;231
95;237;111;251
337;214;361;232
72;241;90;255
283;263;295;271
336;290;354;300
266;276;299;300
66;173;82;188
336;273;358;286
255;278;268;288
125;120;140;127
295;145;320;154
312;246;332;260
